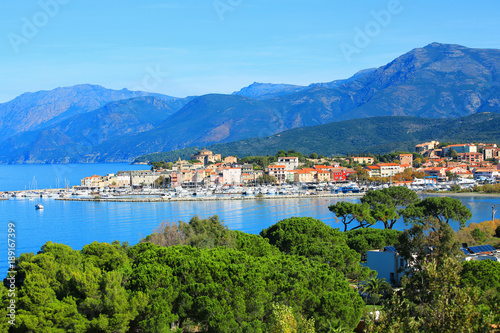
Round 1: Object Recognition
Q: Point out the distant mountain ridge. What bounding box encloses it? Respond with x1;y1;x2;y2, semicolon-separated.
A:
232;68;376;100
0;84;185;142
1;43;500;164
0;96;185;163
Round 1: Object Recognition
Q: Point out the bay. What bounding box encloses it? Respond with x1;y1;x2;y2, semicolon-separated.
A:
0;164;499;277
0;163;149;192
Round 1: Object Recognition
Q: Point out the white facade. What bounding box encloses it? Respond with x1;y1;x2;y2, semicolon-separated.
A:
277;157;299;170
377;163;402;177
222;168;242;185
268;165;286;183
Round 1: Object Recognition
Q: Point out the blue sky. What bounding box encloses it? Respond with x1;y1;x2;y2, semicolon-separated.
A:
0;0;499;102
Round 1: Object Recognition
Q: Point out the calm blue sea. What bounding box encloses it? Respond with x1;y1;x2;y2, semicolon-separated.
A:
0;163;149;192
0;164;499;277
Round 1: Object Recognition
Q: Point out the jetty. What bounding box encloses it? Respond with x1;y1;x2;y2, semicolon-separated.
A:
56;192;363;203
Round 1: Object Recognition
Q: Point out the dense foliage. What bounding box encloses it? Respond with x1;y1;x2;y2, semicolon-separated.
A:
461;260;500;323
361;187;419;229
345;228;402;257
260;217;367;280
370;220;493;332
402;197;472;229
2;216;365;333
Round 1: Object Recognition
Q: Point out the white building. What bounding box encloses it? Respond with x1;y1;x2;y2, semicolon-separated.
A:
268;165;286;183
376;163;402;177
222;167;242;185
277;156;299;170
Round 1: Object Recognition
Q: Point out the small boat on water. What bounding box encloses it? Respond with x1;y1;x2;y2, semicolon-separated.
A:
35;204;44;210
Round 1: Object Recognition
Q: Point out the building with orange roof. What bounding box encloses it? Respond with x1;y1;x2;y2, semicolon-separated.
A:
472;168;500;179
375;163;402;177
415;141;439;153
293;170;314;183
191;149;222;165
268;165;286;184
445;165;468;175
314;165;334;169
422;167;447;178
484;146;500;160
365;165;381;178
222;167;242;185
330;167;355;182
442;144;477;156
315;170;331;182
397;154;413;166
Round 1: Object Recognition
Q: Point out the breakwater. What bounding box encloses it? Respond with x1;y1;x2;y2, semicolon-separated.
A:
56;192;364;203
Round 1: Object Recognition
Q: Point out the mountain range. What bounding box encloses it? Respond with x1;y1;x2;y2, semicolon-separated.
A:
1;42;499;164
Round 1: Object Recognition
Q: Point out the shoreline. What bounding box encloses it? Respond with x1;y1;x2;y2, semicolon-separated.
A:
56;192;364;203
421;191;500;197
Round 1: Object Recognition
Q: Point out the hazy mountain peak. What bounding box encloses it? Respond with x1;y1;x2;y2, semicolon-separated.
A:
0;84;180;142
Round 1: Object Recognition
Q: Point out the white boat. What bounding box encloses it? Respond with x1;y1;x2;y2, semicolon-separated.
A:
35;204;44;210
457;178;477;185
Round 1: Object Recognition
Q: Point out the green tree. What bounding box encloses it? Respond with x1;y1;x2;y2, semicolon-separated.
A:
402;197;472;229
361;187;419;229
260;217;365;280
309;153;319;159
267;303;315;333
370;219;492;333
345;228;402;257
461;260;500;323
257;174;277;184
142;215;236;250
353;165;369;181
328;202;376;231
373;257;491;333
361;277;392;308
471;228;487;244
450;149;458;159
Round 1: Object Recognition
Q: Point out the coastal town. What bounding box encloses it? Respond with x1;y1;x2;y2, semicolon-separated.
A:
77;141;500;192
2;141;498;202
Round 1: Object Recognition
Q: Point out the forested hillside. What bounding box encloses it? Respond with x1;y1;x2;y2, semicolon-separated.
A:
135;112;500;163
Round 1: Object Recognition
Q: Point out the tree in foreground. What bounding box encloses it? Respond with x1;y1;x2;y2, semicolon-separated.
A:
260;217;369;280
267;303;315;333
367;220;493;332
345;228;402;257
361;187;419;229
360;277;392;309
328;202;376;231
4;216;365;333
402;196;472;229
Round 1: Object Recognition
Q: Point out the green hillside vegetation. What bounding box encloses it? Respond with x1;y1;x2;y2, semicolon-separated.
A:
135;113;500;163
